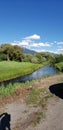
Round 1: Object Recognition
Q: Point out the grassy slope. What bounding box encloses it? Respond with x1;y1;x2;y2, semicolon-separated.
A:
0;61;44;81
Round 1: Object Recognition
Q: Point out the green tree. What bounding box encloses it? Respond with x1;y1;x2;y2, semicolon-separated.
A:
55;54;63;63
0;44;24;61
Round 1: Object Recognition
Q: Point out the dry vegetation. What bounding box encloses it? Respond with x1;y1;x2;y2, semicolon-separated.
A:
0;73;63;130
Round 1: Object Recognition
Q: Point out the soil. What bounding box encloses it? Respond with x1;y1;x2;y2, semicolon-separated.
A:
0;73;63;130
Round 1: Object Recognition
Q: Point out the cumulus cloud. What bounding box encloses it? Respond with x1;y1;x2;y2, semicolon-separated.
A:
11;34;51;50
11;34;63;54
18;41;50;49
11;34;52;53
19;40;29;46
38;42;50;47
24;34;40;40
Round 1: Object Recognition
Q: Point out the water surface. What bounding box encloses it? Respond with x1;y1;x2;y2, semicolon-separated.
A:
20;65;58;82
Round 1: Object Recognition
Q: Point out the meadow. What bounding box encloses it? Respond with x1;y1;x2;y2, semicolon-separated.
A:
0;61;43;82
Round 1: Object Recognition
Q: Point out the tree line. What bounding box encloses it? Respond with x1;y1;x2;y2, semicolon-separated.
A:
0;44;63;64
0;44;25;61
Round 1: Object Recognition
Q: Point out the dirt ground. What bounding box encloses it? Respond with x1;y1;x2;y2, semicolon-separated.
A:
0;73;63;130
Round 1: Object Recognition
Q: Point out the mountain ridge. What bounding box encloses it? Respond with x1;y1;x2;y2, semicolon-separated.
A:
22;47;37;54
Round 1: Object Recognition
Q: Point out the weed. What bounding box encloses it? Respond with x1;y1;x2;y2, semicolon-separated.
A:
26;88;40;105
32;111;45;126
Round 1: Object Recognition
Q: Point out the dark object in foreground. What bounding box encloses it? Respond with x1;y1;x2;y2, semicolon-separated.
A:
0;113;11;130
49;83;63;99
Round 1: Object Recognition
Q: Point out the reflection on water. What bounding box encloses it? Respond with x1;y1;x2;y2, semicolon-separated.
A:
20;65;58;82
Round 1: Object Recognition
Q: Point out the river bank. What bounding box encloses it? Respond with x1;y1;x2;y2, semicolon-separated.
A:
0;73;63;130
0;61;43;82
0;62;58;87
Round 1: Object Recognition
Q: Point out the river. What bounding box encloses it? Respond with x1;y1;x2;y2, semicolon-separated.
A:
0;65;58;86
19;65;58;82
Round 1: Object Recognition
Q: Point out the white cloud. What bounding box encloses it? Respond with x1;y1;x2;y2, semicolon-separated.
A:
47;50;58;54
54;41;63;45
29;42;50;48
19;40;29;46
52;47;63;54
14;40;20;43
11;34;51;49
57;42;63;45
11;34;52;54
35;49;46;52
24;34;40;40
38;42;50;47
57;48;63;51
50;42;54;45
19;41;50;48
11;42;18;46
60;48;63;51
10;34;63;54
52;41;63;45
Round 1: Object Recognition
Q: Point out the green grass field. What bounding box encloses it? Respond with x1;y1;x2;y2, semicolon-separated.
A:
0;61;43;82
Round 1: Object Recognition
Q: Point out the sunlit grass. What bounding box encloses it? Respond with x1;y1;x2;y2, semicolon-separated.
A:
0;80;35;96
0;61;43;81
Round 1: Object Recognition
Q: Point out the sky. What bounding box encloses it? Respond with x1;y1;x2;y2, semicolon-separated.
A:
0;0;63;54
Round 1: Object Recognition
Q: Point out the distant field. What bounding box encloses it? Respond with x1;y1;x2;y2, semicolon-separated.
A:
0;61;43;81
55;62;63;71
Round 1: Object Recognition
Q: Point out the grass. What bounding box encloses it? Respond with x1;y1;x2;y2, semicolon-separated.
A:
0;80;34;96
55;62;63;71
25;87;53;125
0;83;16;96
26;88;40;105
0;78;53;105
0;61;44;82
32;111;45;126
26;87;53;107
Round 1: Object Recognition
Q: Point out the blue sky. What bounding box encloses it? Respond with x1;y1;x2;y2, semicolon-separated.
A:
0;0;63;53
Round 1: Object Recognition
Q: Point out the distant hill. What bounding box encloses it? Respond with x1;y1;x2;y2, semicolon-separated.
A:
22;47;36;54
22;47;57;56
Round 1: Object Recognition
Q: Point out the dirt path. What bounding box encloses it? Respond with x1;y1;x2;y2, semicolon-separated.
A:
1;97;63;130
0;74;63;130
39;98;63;130
0;99;42;130
26;98;63;130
